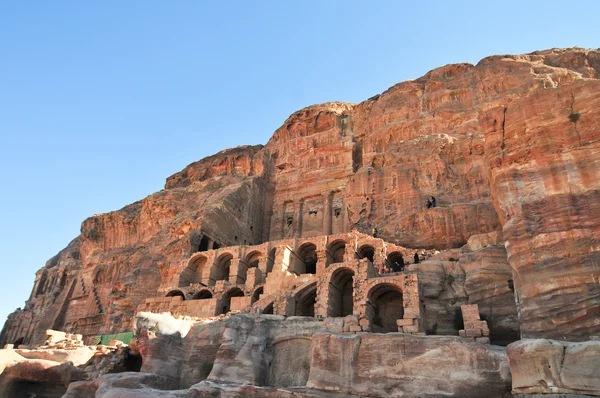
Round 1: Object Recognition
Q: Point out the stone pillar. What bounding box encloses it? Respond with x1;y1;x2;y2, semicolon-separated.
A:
322;192;332;236
258;257;268;276
293;199;304;238
229;259;247;285
316;250;327;277
207;239;214;250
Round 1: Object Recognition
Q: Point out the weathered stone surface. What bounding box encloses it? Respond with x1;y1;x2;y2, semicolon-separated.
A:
508;339;600;396
480;77;600;341
307;332;512;397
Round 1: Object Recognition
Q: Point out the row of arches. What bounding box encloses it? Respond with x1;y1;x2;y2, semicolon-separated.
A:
166;285;266;315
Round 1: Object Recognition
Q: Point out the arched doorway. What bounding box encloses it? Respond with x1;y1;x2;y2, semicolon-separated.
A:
367;284;404;333
266;248;276;273
251;286;264;304
327;240;346;266
212;253;233;284
180;255;207;287
166;290;185;300
263;302;274;314
386;252;404;272
292;243;317;275
293;282;317;316
220;287;244;315
13;337;24;347
327;268;354;317
192;289;212;300
245;251;262;269
357;245;375;263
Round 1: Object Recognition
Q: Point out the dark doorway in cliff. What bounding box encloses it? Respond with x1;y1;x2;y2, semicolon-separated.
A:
386;252;404;272
367;283;404;333
220;287;244;315
2;380;67;398
252;287;264;303
327;240;346;266
294;282;317;317
13;337;24;347
123;347;143;372
327;268;354;317
357;245;375;263
192;290;212;300
292;243;317;275
166;290;185;300
198;235;210;252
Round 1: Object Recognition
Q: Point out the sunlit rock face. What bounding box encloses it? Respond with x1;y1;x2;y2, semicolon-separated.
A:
1;47;599;353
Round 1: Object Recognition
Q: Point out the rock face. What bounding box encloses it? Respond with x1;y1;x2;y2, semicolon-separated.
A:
1;48;599;365
60;312;512;398
507;339;600;396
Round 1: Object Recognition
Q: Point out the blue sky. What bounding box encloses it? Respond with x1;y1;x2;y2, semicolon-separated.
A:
0;1;598;325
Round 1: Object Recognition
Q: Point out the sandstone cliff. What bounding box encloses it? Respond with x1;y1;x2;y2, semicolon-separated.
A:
1;47;599;349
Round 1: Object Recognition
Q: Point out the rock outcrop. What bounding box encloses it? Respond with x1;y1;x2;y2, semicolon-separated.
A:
507;339;600;396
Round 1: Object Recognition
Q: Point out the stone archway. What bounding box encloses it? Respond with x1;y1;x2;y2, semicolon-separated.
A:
327;267;355;317
166;290;185;300
251;286;264;304
327;240;346;266
367;283;404;333
292;282;317;316
266;248;276;273
180;255;208;287
192;289;212;300
220;287;244;315
245;251;263;269
212;253;233;283
357;244;375;263
386;251;404;272
292;243;317;275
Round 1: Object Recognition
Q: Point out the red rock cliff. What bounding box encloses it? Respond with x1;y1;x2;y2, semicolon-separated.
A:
1;47;598;346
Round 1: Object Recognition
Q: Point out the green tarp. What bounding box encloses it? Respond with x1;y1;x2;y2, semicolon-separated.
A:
93;331;134;346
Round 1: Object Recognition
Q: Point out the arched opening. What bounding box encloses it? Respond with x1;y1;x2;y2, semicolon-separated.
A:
291;243;317;275
327;240;346;266
166;290;185;300
123;347;143;371
367;284;404;333
192;289;213;300
294;282;317;316
245;251;262;269
212;253;233;283
357;245;375;263
386;252;404;272
13;337;24;347
180;255;208;287
266;248;276;273
198;235;210;252
220;287;245;315
263;302;274;314
327;268;355;317
251;286;264;303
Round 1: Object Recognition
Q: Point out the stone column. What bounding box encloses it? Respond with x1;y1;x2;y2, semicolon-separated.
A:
293;199;304;238
322;192;333;236
316;250;328;277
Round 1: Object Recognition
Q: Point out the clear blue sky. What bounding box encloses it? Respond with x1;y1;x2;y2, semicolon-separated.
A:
0;1;597;325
